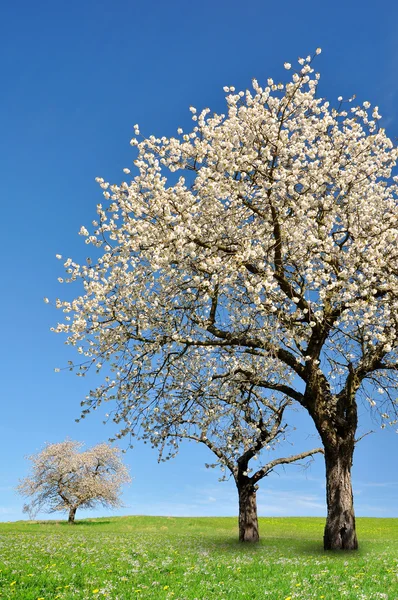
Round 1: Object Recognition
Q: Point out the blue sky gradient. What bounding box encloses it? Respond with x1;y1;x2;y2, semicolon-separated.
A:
1;0;398;521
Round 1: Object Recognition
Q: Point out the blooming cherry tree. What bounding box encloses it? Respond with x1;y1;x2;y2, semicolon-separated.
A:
127;362;322;542
53;49;398;549
17;440;131;523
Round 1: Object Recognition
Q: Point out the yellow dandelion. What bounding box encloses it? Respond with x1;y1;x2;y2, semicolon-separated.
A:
93;590;100;595
10;582;16;586
163;585;169;590
285;597;292;600
296;583;301;587
27;574;34;577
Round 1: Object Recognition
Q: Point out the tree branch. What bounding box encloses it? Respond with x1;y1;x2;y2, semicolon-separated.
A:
205;322;307;381
251;446;324;484
232;367;305;403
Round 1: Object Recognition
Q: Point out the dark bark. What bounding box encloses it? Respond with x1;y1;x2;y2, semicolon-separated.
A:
68;506;77;524
323;442;358;550
237;482;259;542
304;369;359;551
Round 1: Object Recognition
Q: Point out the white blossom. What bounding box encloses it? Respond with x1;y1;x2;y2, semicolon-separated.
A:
52;52;398;505
17;440;131;521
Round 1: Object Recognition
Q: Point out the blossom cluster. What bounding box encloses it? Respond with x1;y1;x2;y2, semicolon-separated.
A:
18;440;131;517
52;50;398;467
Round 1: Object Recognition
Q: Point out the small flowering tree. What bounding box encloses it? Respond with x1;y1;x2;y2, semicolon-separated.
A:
17;441;131;523
53;49;398;549
121;362;322;542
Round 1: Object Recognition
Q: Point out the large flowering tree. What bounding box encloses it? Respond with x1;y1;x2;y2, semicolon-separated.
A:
17;441;131;523
53;49;398;549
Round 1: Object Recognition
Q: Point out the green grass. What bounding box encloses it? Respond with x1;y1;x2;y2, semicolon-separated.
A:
1;516;397;599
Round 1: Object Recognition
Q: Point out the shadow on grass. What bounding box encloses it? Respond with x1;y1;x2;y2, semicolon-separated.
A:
67;520;112;527
191;534;365;557
299;542;367;557
29;520;112;527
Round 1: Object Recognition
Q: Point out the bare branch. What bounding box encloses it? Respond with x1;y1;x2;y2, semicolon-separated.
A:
251;447;324;484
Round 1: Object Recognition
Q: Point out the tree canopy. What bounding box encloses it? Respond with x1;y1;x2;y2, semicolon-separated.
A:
18;440;131;523
53;49;398;547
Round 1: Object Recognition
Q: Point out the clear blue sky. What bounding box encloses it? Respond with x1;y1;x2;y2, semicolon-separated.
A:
1;0;398;521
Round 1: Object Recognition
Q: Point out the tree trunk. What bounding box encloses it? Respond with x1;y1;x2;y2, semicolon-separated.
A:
238;482;259;542
68;506;77;524
323;443;358;550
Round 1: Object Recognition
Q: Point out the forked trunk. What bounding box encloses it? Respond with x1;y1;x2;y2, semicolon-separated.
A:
68;506;77;524
238;482;259;542
323;444;358;550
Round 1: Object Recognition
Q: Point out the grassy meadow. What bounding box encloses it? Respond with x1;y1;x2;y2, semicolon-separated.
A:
0;516;397;599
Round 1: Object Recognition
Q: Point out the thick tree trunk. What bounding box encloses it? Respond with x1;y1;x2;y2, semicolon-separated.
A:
238;483;259;542
323;444;358;550
68;506;77;524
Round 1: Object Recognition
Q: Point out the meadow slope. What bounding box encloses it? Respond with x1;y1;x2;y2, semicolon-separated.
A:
0;516;397;599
